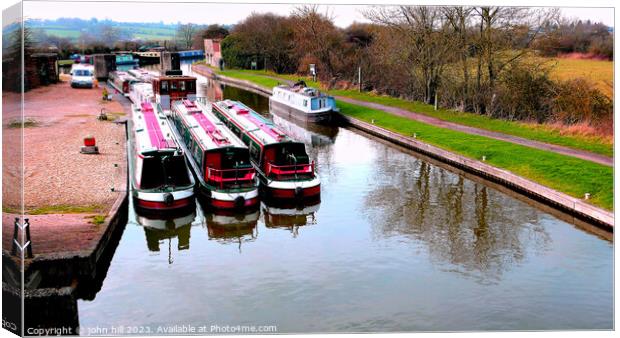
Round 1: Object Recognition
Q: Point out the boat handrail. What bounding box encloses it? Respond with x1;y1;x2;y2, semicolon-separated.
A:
265;161;315;179
206;167;256;189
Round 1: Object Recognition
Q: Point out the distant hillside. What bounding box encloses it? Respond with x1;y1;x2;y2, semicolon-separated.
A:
27;18;182;42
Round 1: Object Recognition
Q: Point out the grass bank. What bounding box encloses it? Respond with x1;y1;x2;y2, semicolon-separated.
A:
201;65;613;210
338;101;613;210
208;66;613;157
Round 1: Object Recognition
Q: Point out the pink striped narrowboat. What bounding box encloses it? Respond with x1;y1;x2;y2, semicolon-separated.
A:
211;100;320;203
170;99;259;210
131;101;195;213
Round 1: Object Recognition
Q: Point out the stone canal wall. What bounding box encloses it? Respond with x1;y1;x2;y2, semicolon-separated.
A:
191;64;614;230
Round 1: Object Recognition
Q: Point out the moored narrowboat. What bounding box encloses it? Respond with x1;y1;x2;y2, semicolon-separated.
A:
130;101;195;213
269;80;338;122
170;99;259;210
152;75;197;112
129;82;155;105
211;100;321;203
108;70;139;96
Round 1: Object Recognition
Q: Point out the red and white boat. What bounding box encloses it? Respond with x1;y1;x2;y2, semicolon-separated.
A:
108;70;138;96
211;100;320;202
152;75;197;112
130;100;196;213
170;99;259;210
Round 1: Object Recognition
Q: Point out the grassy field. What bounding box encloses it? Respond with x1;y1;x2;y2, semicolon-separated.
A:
204;65;613;210
38;25;176;41
211;67;613;157
546;57;613;98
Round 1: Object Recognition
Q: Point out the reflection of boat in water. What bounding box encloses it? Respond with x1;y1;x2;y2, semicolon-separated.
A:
205;210;259;247
261;201;320;237
270;112;338;147
138;211;196;254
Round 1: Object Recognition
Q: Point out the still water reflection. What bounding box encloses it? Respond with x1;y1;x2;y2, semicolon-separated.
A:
77;64;612;333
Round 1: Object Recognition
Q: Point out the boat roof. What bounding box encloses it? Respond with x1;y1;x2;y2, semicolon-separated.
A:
128;68;159;82
212;100;294;147
172;99;247;151
132;101;179;154
274;84;324;97
71;63;94;70
154;75;197;81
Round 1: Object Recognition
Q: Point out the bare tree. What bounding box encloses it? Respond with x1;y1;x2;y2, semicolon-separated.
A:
365;6;456;104
291;5;343;81
176;23;197;49
443;6;475;110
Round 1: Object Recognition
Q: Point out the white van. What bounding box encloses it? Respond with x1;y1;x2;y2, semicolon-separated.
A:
70;64;95;88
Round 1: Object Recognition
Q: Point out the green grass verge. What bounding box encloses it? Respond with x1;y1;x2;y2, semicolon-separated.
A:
330;89;613;157
213;68;613;157
88;215;107;225
338;101;613;210
26;204;106;215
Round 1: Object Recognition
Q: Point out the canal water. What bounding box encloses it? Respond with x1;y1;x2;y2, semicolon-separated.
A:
76;64;613;333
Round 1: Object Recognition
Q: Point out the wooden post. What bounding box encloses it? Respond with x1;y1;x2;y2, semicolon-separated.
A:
358;66;362;92
434;92;438;111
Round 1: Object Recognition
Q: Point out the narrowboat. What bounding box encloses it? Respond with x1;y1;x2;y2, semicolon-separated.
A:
269;80;338;122
133;50;162;64
115;53;139;66
178;50;205;59
130;101;195;213
129;82;154;105
211;100;321;202
170;99;259;210
152;75;197;112
127;68;158;83
108;70;139;96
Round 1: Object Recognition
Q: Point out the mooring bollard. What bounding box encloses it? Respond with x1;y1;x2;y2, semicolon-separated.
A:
585;193;591;200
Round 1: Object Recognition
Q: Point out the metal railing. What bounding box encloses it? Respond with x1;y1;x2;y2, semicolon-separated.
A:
206;167;256;189
265;161;315;180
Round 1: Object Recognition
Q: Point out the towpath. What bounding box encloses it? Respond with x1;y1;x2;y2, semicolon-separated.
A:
195;65;612;166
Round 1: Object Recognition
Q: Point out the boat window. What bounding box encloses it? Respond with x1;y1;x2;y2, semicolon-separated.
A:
187;81;195;92
304;100;308;107
249;143;260;162
221;148;252;169
170;81;178;90
160;81;169;94
179;81;186;91
140;154;191;189
270;143;310;166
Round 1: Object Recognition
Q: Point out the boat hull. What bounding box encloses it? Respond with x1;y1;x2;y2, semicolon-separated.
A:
259;175;321;204
197;185;260;211
269;98;333;123
133;189;195;215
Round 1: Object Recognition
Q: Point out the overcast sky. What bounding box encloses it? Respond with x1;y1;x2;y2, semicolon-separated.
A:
20;1;614;27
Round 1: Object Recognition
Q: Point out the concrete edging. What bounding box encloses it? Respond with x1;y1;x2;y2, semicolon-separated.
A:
191;64;614;230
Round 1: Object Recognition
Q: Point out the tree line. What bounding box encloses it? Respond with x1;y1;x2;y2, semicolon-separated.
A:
221;5;613;132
